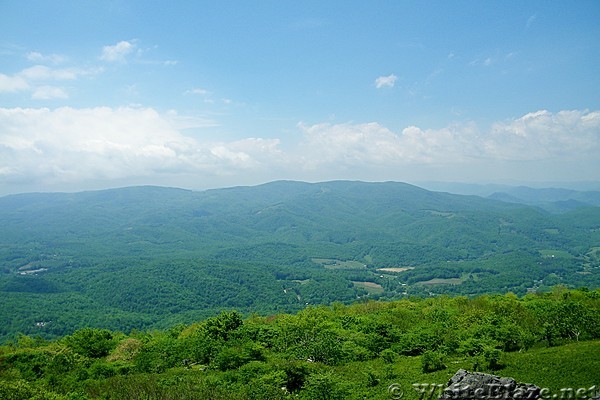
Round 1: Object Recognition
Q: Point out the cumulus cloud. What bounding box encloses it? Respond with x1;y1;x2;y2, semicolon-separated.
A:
296;120;481;169
375;74;397;89
0;107;283;187
486;110;600;160
0;107;598;192
100;40;135;63
299;110;600;168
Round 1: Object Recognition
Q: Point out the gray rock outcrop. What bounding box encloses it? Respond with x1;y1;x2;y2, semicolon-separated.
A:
439;369;541;400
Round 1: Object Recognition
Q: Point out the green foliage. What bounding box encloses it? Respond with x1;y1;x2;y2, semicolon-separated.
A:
280;360;313;392
483;347;504;371
1;184;600;398
0;378;76;400
294;330;343;365
204;310;244;341
301;371;349;400
134;334;183;373
1;182;600;343
365;368;380;387
64;328;116;358
1;289;598;399
213;341;265;371
380;348;398;363
88;361;118;379
0;379;37;400
500;340;600;391
421;350;446;373
107;338;142;362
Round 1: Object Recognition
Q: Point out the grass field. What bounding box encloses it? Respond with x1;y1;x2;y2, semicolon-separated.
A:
352;280;385;293
313;258;368;270
539;249;574;259
332;339;600;400
500;340;600;391
416;278;463;285
377;267;415;273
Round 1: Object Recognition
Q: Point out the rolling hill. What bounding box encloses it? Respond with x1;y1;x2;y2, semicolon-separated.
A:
1;180;599;341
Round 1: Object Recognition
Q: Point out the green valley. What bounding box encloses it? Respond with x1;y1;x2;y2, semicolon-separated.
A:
1;180;599;342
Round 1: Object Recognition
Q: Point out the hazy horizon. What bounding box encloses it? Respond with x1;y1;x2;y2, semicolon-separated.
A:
2;177;600;198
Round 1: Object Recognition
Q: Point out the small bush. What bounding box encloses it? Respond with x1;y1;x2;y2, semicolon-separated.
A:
421;350;446;373
484;347;504;371
380;348;398;363
64;328;115;359
301;371;348;400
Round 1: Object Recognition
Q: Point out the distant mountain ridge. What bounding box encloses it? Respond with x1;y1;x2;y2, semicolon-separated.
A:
0;179;597;263
416;181;600;213
487;186;600;212
0;180;527;256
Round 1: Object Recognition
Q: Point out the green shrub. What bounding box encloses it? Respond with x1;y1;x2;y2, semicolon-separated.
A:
380;348;398;363
483;347;504;371
214;341;265;371
421;350;446;373
301;371;348;400
64;328;115;359
0;379;36;400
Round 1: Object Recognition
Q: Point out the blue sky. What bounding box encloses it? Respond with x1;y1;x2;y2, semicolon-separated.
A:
1;1;599;194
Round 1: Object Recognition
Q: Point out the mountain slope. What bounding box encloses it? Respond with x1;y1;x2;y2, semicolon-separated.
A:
0;180;542;257
1;180;599;341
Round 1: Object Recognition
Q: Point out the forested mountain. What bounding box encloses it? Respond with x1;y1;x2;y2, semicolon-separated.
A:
1;180;599;341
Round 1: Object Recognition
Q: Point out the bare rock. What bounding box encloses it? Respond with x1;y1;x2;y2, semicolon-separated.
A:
439;369;541;400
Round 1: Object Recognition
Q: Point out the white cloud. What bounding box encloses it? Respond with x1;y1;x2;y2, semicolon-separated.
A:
225;138;284;167
296;120;480;169
294;110;600;178
164;109;218;130
0;64;100;98
31;86;69;100
0;107;282;187
487;110;600;160
0;73;29;92
185;88;211;96
184;88;222;104
20;65;88;81
375;74;397;89
297;112;598;184
0;107;598;192
100;40;135;63
26;51;66;64
470;57;495;67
